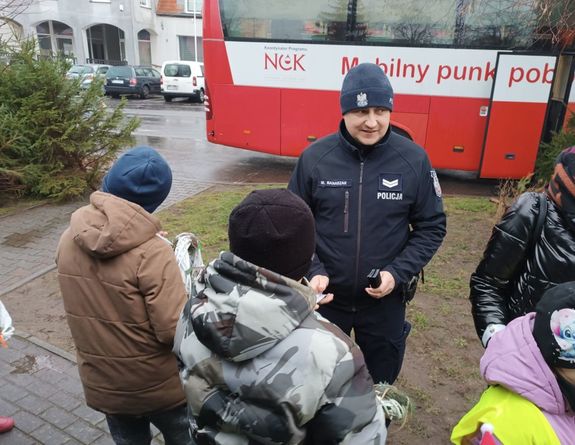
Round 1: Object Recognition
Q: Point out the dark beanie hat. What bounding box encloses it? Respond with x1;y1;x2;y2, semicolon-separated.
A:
547;146;575;212
228;189;315;280
101;146;172;213
533;282;575;369
340;63;394;115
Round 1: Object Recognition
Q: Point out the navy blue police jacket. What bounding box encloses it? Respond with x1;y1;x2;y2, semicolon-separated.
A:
288;123;447;311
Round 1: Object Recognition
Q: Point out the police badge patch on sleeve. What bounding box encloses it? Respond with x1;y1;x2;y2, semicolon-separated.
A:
430;170;442;197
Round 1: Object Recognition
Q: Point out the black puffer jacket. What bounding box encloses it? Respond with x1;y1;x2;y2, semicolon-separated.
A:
470;192;575;340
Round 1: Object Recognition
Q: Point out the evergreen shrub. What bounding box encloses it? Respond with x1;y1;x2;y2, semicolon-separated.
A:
0;39;139;200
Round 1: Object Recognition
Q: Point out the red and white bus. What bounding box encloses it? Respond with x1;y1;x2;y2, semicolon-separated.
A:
203;0;575;178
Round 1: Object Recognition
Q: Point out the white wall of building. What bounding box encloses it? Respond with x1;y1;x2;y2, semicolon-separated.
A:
3;0;200;67
152;15;202;66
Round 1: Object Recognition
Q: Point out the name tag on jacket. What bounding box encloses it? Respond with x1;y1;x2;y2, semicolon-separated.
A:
319;179;352;188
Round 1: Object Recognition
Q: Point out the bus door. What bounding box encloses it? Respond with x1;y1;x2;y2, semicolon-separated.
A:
543;53;575;141
479;53;557;179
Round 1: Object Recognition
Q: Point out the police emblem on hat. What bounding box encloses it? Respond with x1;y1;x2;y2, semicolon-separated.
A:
357;92;368;107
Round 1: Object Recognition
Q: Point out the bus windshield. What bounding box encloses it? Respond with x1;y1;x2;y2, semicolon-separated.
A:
219;0;541;49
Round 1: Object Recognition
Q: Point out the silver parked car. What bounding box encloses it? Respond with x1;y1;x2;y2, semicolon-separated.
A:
66;64;111;89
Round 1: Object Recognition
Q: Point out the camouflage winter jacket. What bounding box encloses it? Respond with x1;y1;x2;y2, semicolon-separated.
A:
174;252;387;444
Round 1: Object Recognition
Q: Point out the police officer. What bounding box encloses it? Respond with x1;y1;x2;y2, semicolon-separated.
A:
288;63;446;385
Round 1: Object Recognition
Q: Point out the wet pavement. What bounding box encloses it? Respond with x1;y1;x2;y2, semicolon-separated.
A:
0;334;167;444
0;334;109;444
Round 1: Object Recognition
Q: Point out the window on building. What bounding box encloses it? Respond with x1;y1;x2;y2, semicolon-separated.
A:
36;20;74;60
0;19;23;49
139;0;151;8
86;24;126;64
138;29;152;65
178;35;203;61
185;0;203;15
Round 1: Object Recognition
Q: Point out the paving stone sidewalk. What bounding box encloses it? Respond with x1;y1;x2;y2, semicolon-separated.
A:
0;333;176;444
0;334;116;444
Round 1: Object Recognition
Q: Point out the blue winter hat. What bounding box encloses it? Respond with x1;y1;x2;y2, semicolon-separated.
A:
101;146;172;213
340;63;394;114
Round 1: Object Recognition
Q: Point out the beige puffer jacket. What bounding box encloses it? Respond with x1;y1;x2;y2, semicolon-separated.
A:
56;191;187;415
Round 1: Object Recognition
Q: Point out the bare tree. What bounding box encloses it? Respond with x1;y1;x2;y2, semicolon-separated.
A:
317;0;368;41
394;21;432;45
0;0;33;24
533;0;575;50
459;0;575;51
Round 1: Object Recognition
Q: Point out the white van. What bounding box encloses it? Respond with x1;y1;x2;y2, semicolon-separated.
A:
160;61;205;103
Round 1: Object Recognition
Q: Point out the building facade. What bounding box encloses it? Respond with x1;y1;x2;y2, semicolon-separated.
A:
0;0;203;66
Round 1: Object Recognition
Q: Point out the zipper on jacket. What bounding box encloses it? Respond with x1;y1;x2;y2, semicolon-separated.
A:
352;161;365;312
344;190;350;233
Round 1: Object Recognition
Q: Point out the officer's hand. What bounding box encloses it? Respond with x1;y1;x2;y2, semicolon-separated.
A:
365;271;395;299
310;275;329;294
314;293;334;310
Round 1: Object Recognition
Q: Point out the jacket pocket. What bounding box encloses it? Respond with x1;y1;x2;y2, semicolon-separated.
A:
343;190;350;233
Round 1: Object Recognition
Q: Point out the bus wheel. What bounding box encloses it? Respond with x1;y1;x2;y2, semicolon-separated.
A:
164;96;172;102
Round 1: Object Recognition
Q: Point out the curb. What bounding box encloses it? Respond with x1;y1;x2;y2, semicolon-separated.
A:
0;202;51;221
14;331;77;364
0;264;57;298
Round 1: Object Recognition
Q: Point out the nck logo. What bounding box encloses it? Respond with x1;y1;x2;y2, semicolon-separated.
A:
264;53;306;71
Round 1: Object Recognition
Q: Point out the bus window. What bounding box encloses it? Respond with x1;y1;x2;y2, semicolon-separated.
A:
454;0;538;49
220;0;321;40
358;0;456;45
219;0;541;49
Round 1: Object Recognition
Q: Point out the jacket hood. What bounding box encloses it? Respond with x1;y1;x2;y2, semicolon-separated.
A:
187;251;316;362
69;191;162;259
481;313;567;415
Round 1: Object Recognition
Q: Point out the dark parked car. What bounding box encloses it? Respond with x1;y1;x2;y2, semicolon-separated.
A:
104;65;161;99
